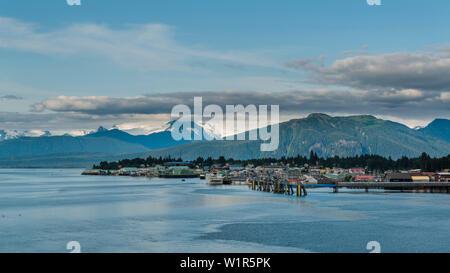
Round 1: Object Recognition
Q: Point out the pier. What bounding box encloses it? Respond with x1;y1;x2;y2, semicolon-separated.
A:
249;181;450;197
250;180;308;197
334;182;450;193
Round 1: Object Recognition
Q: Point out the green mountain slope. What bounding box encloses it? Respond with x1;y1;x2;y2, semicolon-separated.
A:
419;119;450;143
143;114;450;160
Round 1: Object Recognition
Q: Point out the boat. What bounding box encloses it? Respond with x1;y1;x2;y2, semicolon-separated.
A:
199;174;206;180
208;174;224;185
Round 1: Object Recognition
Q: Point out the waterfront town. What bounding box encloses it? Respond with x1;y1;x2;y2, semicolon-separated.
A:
82;154;450;194
82;160;450;183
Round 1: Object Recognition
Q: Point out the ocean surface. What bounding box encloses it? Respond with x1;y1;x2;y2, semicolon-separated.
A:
0;168;449;253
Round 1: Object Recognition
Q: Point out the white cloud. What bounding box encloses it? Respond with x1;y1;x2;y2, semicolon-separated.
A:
0;17;280;71
287;50;450;92
379;89;424;100
440;92;450;102
31;89;449;121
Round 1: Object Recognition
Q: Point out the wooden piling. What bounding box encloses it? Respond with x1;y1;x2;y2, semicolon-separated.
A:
302;184;307;196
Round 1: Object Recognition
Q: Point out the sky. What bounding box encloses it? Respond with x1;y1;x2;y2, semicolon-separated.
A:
0;0;449;135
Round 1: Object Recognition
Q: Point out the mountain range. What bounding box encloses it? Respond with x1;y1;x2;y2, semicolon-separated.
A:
0;114;449;168
142;114;450;160
0;121;216;167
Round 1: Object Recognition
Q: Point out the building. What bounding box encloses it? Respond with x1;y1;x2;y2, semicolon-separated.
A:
229;165;244;171
408;169;422;175
119;167;140;175
354;175;375;182
302;175;318;184
435;173;450;182
168;165;190;170
386;173;412;182
411;176;430;182
349;168;365;174
422;172;435;178
320;173;344;183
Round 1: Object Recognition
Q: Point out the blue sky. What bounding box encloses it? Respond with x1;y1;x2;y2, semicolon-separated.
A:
0;0;449;134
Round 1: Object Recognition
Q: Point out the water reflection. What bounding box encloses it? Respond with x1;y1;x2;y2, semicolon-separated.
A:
0;169;449;253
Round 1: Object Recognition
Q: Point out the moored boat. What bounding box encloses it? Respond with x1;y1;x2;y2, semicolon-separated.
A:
208;174;224;185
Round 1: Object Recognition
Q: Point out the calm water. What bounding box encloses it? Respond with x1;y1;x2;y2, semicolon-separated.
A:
0;169;449;253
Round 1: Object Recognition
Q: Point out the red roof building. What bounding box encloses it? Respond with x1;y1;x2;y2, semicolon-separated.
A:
349;168;365;174
354;175;375;182
435;173;450;182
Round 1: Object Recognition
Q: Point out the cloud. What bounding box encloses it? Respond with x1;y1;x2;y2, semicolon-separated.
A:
285;56;326;71
280;47;450;124
0;17;279;71
32;95;182;115
4;87;447;134
339;45;369;57
0;111;53;123
0;110;170;134
0;95;23;100
31;89;449;122
1;17;448;132
440;92;450;102
286;50;450;92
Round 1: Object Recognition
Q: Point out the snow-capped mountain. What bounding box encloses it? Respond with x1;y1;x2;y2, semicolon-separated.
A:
0;119;222;163
0;119;221;142
0;128;99;141
127;120;221;139
0;129;52;141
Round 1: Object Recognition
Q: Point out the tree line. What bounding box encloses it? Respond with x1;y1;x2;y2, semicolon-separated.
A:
93;152;450;172
93;156;183;170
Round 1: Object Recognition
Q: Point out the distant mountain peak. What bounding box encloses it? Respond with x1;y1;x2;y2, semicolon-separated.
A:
146;119;221;139
41;131;52;137
96;126;108;133
429;118;450;125
419;118;450;143
307;113;331;119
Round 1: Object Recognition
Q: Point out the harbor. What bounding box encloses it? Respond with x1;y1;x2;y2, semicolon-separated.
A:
82;159;450;196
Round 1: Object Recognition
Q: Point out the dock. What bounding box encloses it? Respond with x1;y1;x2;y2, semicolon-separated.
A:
249;180;308;197
334;182;450;193
249;180;450;197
